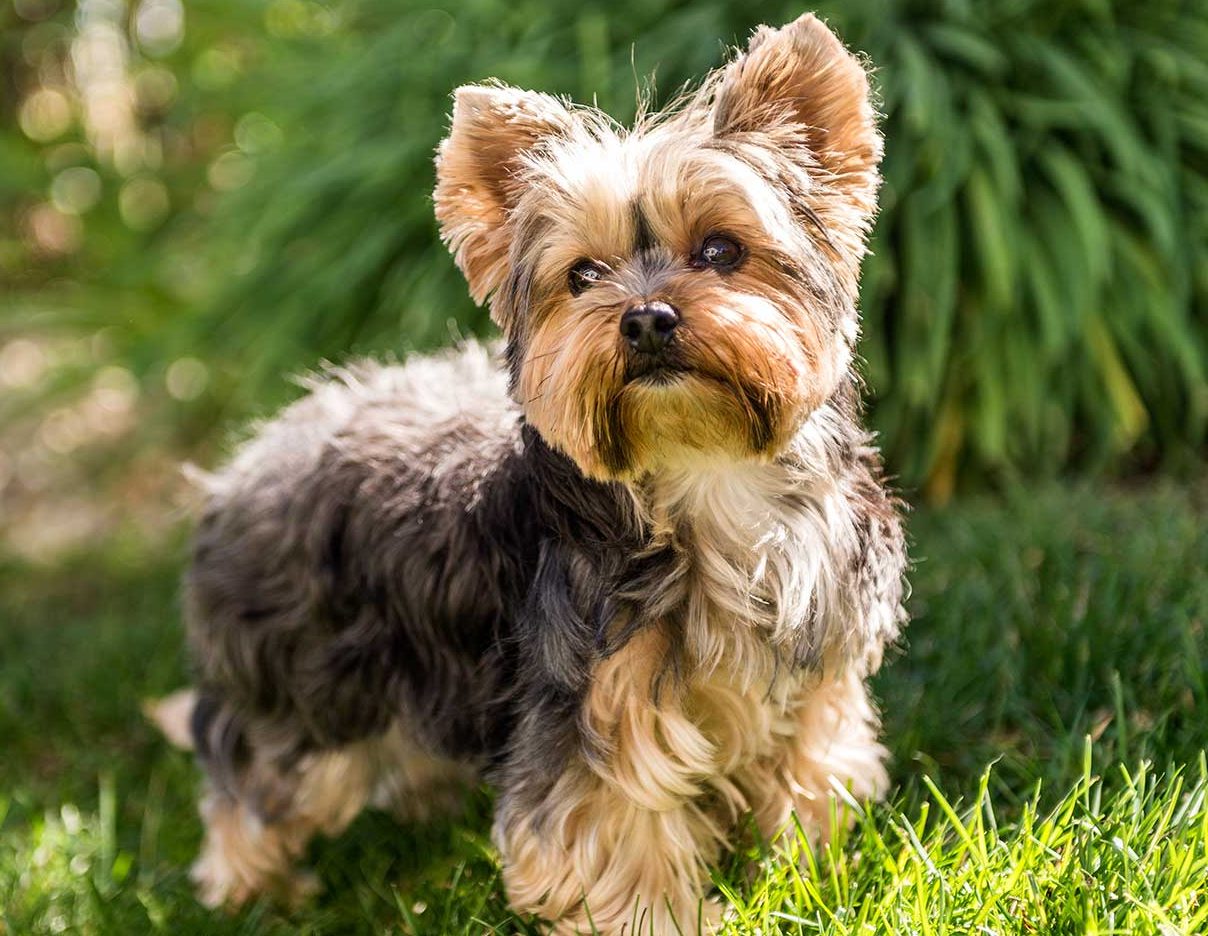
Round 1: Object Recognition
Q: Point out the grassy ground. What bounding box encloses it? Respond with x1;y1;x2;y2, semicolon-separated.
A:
1;481;1205;934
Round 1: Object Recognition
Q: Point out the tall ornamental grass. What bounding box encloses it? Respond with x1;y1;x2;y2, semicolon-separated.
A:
12;0;1208;496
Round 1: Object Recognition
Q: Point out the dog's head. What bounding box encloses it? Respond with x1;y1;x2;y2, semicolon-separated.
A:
435;14;880;480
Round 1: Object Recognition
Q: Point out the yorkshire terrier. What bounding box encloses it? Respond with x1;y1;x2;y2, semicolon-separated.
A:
150;12;907;934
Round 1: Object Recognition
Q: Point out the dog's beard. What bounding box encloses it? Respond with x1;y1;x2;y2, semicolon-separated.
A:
517;288;843;481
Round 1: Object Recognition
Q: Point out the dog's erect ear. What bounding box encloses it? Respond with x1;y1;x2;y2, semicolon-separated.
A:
435;84;573;305
712;14;881;211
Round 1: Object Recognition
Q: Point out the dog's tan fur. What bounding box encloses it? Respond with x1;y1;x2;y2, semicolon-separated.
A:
186;722;475;910
492;443;893;932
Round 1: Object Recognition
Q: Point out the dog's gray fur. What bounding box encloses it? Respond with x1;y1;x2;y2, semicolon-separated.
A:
186;340;904;825
186;335;908;811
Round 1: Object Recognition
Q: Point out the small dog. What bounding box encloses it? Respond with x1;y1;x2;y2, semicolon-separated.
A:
151;12;907;934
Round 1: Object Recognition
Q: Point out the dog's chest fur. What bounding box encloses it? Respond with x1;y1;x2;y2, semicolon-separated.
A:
584;455;856;807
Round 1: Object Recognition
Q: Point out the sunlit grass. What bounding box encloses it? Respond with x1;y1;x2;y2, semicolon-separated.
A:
1;481;1205;934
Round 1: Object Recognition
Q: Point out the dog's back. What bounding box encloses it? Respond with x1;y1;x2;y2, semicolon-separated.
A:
183;343;532;787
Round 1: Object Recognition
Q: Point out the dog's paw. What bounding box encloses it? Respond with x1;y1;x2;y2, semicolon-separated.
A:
190;848;318;912
546;897;725;936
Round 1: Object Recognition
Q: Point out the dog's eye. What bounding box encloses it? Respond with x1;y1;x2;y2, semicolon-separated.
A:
696;234;744;270
568;260;609;296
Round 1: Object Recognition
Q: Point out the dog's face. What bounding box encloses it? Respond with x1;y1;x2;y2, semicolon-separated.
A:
435;14;881;480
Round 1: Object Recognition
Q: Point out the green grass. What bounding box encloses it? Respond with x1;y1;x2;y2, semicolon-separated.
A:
1;481;1205;934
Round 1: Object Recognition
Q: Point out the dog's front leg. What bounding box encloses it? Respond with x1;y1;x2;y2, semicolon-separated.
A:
495;766;724;935
739;670;889;851
493;629;726;935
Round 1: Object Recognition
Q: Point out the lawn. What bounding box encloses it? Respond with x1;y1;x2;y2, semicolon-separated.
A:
1;481;1205;934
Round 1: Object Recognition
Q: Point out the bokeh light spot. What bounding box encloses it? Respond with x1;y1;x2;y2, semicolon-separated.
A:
50;167;103;215
165;357;208;401
19;87;73;142
94;365;140;402
134;66;179;113
0;340;49;389
135;0;185;57
41;407;86;454
235;113;283;155
25;204;83;254
14;0;59;22
207;150;254;191
265;0;339;38
119;177;170;230
192;45;241;90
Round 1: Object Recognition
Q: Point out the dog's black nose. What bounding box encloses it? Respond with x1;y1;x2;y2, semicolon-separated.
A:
620;301;679;355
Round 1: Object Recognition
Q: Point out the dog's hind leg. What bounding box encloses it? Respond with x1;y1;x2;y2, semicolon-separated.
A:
189;737;380;910
147;689;379;910
367;721;480;824
149;691;477;910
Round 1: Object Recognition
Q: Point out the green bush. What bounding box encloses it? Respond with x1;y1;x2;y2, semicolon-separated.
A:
9;0;1208;496
854;0;1208;496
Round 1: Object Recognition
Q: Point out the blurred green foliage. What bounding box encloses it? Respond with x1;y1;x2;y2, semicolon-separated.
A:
2;0;1206;502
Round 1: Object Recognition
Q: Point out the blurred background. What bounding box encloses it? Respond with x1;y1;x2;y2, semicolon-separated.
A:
1;0;1206;565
